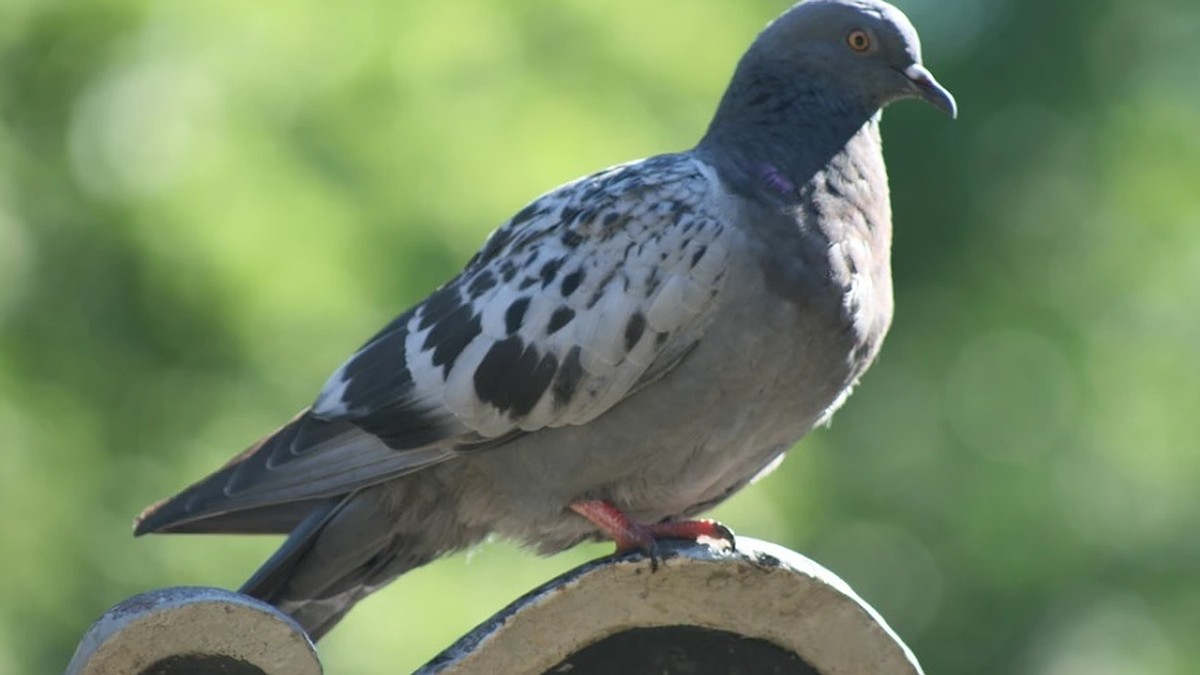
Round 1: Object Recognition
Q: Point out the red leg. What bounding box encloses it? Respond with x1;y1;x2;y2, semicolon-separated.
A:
569;500;736;559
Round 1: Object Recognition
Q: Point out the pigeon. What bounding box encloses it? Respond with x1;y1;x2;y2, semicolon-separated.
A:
135;0;955;641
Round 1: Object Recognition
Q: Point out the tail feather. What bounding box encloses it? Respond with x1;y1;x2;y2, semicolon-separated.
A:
238;488;442;641
240;495;350;602
136;411;474;641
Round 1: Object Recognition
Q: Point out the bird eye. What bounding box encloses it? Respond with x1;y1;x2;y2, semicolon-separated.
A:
846;29;871;53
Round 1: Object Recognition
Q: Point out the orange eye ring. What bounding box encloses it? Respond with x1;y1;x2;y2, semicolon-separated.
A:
846;29;871;52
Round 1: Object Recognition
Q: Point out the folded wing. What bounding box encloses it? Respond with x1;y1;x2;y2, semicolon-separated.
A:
135;153;733;535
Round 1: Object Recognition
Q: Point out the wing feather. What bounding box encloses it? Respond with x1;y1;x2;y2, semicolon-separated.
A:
140;153;734;533
315;152;732;441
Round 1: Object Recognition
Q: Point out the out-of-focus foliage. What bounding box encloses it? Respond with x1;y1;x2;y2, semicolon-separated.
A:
1;0;1197;672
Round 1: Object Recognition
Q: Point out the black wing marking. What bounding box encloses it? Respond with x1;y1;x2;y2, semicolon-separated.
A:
137;153;732;534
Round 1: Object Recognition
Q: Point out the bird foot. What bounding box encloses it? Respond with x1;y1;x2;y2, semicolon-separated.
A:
569;500;736;571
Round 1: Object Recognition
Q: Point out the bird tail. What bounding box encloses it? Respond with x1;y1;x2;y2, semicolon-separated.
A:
238;486;451;641
239;494;361;640
133;411;474;640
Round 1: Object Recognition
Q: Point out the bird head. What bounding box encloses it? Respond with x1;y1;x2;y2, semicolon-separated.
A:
751;0;957;118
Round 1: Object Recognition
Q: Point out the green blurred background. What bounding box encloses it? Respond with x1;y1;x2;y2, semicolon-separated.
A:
2;0;1198;672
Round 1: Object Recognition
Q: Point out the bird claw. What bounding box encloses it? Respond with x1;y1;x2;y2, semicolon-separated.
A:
702;521;738;552
612;523;665;571
642;538;664;573
569;500;737;571
660;518;736;553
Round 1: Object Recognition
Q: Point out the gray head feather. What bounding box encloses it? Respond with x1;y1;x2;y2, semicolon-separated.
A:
698;0;954;194
745;0;954;116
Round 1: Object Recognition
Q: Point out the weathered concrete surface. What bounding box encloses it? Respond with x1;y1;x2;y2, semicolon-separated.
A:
69;539;921;674
66;586;321;675
419;537;923;675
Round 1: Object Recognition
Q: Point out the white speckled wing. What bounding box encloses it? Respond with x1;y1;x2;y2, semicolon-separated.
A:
314;152;732;448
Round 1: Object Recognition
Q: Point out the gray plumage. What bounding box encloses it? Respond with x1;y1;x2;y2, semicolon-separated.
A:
135;0;955;641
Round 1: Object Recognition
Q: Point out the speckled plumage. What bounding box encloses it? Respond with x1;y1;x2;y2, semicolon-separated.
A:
135;0;955;640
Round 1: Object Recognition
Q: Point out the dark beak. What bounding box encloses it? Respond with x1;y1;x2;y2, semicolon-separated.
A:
903;64;957;119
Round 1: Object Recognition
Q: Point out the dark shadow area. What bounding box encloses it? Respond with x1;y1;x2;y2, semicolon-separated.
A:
140;653;266;675
546;625;819;675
